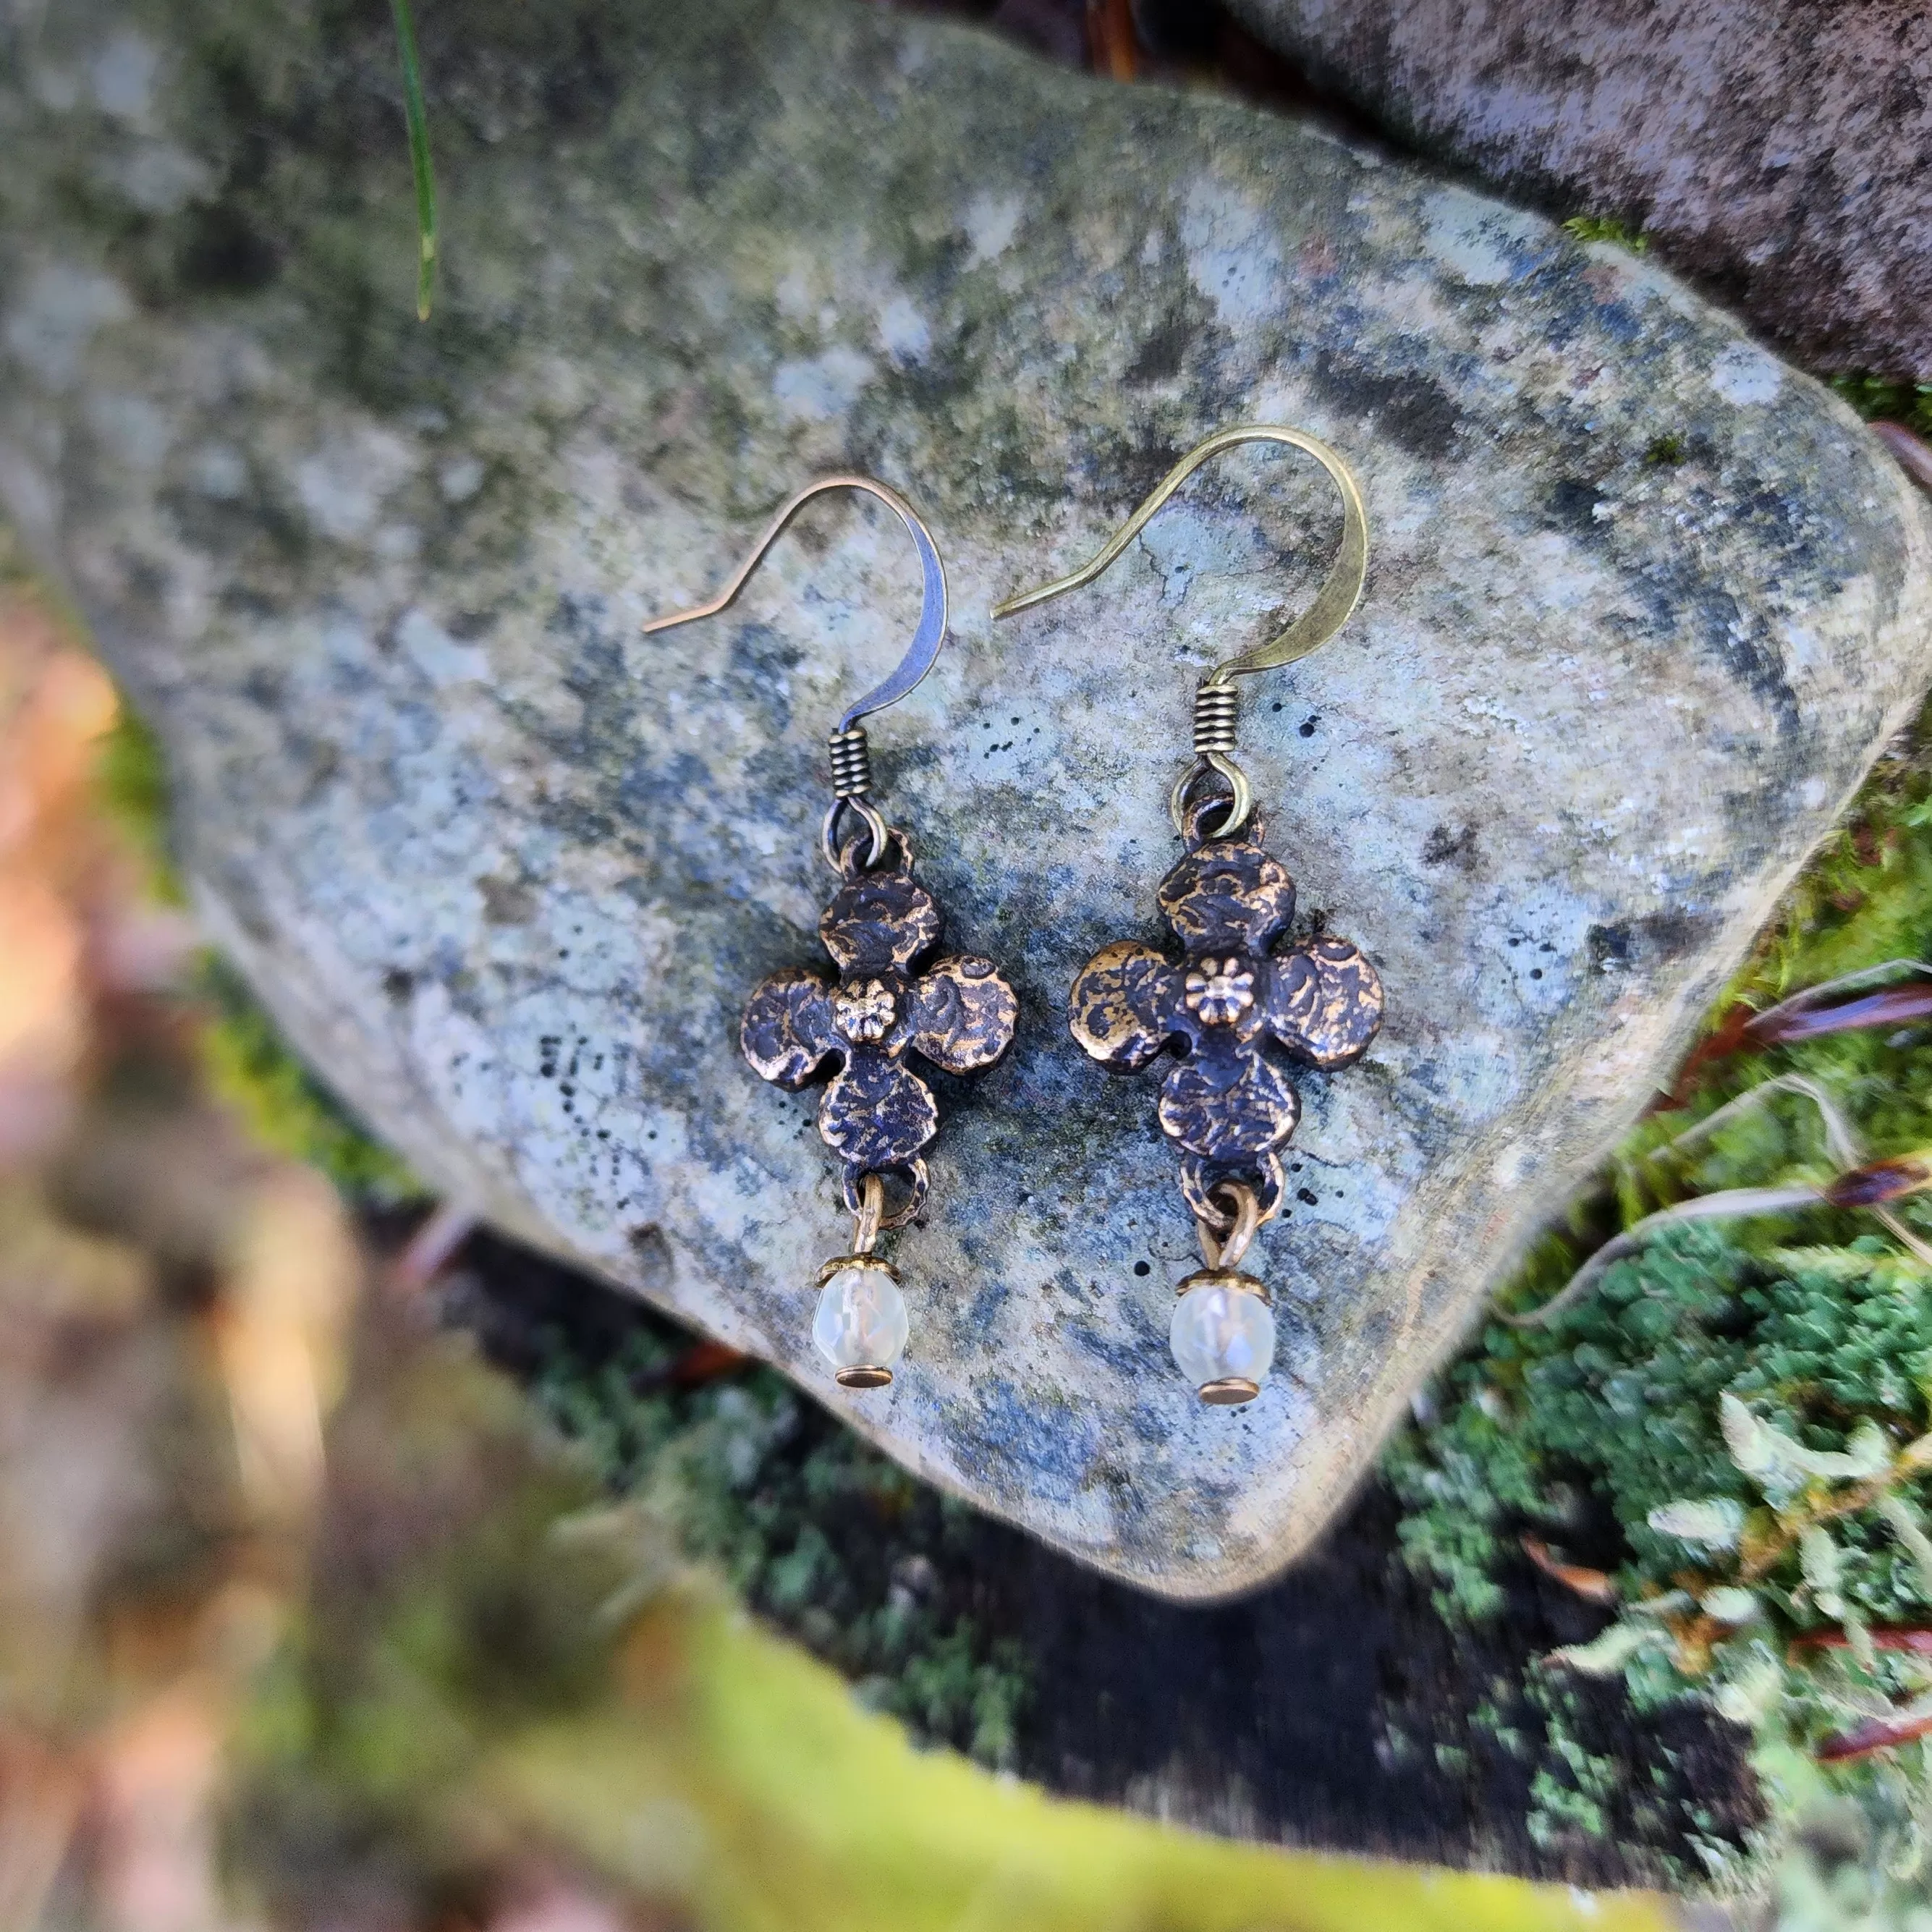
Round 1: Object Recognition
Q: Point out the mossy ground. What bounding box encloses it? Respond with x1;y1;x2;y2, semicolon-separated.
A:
529;1310;1033;1769
1389;692;1932;1914
1834;377;1932;443
444;1217;1757;1889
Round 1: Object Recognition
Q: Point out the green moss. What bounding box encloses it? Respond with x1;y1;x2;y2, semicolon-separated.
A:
94;701;187;904
199;957;427;1205
528;1323;1030;1770
1525;1677;1621;1850
1385;700;1932;1884
1831;374;1932;440
1563;215;1648;253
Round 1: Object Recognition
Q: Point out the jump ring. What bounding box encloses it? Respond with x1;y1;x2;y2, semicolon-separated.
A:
1180;1152;1284;1231
1169;754;1254;842
821;795;890;874
1197;1182;1262;1269
841;1158;928;1229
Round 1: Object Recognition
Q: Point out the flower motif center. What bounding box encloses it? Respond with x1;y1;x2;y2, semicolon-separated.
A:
833;978;898;1043
1184;957;1255;1026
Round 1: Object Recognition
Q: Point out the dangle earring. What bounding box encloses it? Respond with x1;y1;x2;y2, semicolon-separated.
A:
993;426;1384;1407
645;478;1017;1390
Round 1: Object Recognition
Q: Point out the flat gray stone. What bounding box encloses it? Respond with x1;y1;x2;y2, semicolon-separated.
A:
1227;0;1932;381
4;0;1930;1596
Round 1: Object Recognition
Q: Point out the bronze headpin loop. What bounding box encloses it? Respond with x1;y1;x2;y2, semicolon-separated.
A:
991;423;1369;841
643;475;951;871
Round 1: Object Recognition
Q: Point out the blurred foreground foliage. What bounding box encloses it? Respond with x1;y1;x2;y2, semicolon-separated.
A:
1391;702;1932;1920
532;1320;1031;1770
0;567;1674;1929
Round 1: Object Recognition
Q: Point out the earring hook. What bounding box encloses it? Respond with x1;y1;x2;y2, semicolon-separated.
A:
641;475;949;734
990;424;1367;684
991;425;1368;839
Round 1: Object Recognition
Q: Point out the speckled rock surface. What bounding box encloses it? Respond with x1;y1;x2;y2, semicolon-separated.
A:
1226;0;1932;380
4;0;1931;1597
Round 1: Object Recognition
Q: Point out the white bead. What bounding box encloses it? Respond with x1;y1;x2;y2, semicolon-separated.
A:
813;1265;909;1373
1170;1281;1275;1391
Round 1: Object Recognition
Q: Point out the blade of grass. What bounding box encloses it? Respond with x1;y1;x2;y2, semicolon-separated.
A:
1499;1185;1825;1329
391;0;436;321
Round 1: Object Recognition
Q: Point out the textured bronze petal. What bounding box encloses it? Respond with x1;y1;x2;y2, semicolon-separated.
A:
1267;936;1385;1069
1156;1038;1301;1160
1157;839;1296;954
819;867;943;973
907;954;1019;1073
1069;939;1187;1070
740;967;839;1088
818;1050;940;1172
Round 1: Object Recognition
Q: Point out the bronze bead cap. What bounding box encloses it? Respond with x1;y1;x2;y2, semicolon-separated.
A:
645;478;1017;1391
994;425;1384;1407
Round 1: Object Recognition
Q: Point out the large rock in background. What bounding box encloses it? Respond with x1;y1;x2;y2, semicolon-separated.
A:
1225;0;1932;381
3;0;1930;1596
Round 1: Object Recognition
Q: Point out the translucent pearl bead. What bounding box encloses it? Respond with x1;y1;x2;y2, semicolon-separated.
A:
813;1264;908;1378
1170;1279;1274;1397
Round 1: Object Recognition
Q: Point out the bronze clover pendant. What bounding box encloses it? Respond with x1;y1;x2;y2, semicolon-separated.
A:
1069;816;1383;1221
741;842;1018;1217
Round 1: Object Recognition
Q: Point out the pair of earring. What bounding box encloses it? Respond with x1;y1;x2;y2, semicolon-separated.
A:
644;428;1384;1407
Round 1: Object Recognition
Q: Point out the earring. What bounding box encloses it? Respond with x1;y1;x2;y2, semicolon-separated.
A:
993;426;1384;1407
645;478;1017;1390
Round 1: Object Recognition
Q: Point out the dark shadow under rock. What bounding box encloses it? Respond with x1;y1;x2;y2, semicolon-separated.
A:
440;1222;1763;1887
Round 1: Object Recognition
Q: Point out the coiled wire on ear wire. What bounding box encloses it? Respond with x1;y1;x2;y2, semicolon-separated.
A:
641;475;950;873
991;424;1369;839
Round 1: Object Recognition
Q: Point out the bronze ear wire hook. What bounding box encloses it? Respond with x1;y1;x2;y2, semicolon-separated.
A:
991;424;1369;839
643;475;950;871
